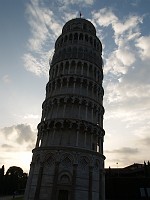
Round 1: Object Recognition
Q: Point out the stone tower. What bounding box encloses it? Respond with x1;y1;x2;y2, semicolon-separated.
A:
24;18;105;200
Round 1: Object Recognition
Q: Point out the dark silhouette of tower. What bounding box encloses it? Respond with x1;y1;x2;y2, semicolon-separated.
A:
24;18;105;200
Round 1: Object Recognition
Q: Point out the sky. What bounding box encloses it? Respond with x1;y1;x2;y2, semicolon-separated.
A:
0;0;150;173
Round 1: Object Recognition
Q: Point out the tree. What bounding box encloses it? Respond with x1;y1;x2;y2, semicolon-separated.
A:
0;165;5;195
4;166;27;195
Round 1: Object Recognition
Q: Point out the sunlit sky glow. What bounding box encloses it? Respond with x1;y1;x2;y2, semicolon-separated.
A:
0;0;150;173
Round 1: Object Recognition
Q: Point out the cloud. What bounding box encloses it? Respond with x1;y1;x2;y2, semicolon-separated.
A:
92;8;143;77
140;137;150;146
0;124;36;151
106;147;139;154
105;147;140;167
2;75;11;84
23;0;96;77
115;47;135;66
24;0;63;76
134;125;150;147
23;53;49;76
112;15;142;36
104;48;135;76
135;36;150;60
1;144;14;150
56;0;94;7
92;8;118;27
104;81;150;128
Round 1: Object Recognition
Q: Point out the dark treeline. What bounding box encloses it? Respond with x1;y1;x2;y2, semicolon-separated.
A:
0;165;27;196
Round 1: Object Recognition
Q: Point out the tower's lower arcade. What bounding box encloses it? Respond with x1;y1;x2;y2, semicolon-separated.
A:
24;147;105;200
24;119;105;200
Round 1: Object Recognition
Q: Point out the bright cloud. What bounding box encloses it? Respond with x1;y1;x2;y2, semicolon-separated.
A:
115;48;136;66
112;15;142;35
92;8;143;77
56;0;95;7
23;53;49;76
135;36;150;60
23;0;62;76
92;8;118;27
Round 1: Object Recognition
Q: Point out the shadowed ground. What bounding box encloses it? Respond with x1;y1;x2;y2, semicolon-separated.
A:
0;195;23;200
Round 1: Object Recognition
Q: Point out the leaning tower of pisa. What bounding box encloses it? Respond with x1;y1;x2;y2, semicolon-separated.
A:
24;18;105;200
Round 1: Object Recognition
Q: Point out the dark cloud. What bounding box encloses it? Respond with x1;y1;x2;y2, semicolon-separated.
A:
15;124;36;144
105;147;139;154
140;137;150;146
1;126;14;137
1;144;13;149
1;124;36;146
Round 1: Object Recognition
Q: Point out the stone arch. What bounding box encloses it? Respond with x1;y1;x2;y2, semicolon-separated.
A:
60;37;63;45
74;33;78;40
58;171;72;185
94;39;96;48
72;122;78;129
48;120;55;129
85;34;88;42
74;97;79;104
67;46;71;53
59;64;63;77
79;123;86;132
88;101;93;108
68;76;74;87
60;153;74;168
82;79;87;88
87;125;92;133
94;67;97;79
59;174;71;184
81;99;86;106
90;36;93;45
83;23;87;30
63;120;71;129
78;46;83;58
55;121;62;129
83;62;88;75
63;48;67;59
70;60;76;74
60;97;65;104
72;47;77;58
58;50;62;60
64;61;69;74
51;67;55;79
44;153;56;167
33;154;40;164
53;97;58;104
93;159;100;171
77;61;82;74
79;33;83;40
51;80;55;94
78;155;90;171
55;65;58;77
64;35;68;42
56;78;61;88
89;64;93;78
69;33;73;41
66;96;73;104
